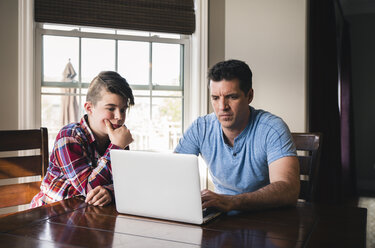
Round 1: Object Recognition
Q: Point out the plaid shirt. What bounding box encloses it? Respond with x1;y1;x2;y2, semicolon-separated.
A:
30;115;122;208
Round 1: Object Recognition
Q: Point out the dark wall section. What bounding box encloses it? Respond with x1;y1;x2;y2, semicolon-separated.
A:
308;0;357;203
347;14;375;195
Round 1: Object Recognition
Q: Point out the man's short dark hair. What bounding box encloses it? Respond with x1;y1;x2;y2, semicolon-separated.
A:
87;71;134;107
208;59;253;94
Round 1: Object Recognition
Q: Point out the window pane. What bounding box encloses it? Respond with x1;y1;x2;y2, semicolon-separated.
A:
151;97;182;151
152;43;181;86
42;91;86;150
81;88;88;95
39;25;186;153
81;38;116;83
126;96;151;150
41;94;63;151
152;97;182;125
118;41;149;85
43;36;79;82
79;94;86;118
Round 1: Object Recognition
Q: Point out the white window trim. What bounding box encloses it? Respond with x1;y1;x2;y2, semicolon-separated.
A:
188;0;209;127
18;0;37;129
18;0;208;131
191;0;209;189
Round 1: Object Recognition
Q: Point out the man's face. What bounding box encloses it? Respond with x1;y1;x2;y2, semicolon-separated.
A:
210;79;253;132
85;91;128;139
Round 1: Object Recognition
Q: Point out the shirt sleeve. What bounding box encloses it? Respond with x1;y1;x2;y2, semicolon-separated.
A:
263;117;297;165
174;119;201;155
53;136;121;196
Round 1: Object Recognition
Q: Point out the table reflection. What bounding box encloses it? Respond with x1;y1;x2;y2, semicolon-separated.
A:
200;208;307;248
114;215;203;245
42;200;116;247
201;228;302;248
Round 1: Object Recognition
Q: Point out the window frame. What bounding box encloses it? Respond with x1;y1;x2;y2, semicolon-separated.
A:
19;0;208;133
35;24;191;145
36;26;190;89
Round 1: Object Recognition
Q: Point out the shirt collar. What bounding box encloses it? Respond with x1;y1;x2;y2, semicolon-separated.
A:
80;114;96;144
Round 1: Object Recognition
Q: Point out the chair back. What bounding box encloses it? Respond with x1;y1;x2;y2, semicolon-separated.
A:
0;128;48;213
291;132;322;202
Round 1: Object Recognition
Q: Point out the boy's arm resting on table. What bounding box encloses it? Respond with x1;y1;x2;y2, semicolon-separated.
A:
55;136;121;204
85;185;113;206
201;156;300;212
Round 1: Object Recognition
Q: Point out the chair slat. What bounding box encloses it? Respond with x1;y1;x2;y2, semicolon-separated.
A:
41;128;49;176
297;156;311;175
292;132;322;202
0;156;43;179
292;133;320;151
0;182;41;208
0;130;42;152
0;128;48;214
299;180;309;200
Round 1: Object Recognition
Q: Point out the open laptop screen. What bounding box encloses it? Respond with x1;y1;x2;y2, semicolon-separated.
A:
111;150;206;224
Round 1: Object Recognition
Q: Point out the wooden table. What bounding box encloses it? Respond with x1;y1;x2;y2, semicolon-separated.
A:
0;196;367;247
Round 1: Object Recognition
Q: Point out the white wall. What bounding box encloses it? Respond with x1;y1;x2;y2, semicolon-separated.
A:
208;0;225;69
224;0;307;132
0;0;19;130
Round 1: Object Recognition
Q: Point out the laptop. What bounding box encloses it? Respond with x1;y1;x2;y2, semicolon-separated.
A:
110;150;221;225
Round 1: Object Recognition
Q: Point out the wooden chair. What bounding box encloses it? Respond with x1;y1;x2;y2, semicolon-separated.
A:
291;132;322;202
0;128;48;214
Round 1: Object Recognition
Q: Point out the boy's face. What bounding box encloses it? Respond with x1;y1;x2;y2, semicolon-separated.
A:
84;90;128;139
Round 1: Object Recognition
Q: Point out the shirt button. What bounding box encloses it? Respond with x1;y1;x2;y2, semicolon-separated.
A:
233;153;237;156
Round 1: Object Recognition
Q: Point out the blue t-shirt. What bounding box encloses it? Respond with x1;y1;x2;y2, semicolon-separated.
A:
174;106;296;195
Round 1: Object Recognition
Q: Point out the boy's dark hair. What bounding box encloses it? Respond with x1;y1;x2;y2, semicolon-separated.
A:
87;71;134;107
208;59;253;94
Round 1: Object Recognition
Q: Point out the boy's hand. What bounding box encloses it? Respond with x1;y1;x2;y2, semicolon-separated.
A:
85;185;112;206
105;119;133;149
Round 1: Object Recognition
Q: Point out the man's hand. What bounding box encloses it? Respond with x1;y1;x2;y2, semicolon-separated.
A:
201;189;234;212
105;119;133;149
85;185;112;206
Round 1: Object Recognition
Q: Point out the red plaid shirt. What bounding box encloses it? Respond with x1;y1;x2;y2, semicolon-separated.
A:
30;115;122;208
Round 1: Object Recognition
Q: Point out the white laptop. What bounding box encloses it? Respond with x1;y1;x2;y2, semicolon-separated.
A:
110;150;221;225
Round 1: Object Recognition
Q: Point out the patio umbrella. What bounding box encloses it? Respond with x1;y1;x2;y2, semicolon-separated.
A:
61;60;79;125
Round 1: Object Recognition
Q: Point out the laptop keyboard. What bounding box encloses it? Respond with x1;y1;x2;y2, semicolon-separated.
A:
202;207;219;218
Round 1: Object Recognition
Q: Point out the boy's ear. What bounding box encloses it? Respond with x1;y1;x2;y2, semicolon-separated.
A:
84;102;94;115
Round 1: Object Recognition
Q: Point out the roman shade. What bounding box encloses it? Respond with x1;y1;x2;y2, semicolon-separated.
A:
34;0;195;35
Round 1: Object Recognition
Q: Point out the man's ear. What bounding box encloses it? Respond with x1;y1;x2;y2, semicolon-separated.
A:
84;102;94;115
247;89;254;104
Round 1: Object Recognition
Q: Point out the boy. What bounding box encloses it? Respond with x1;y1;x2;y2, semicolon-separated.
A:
31;71;134;207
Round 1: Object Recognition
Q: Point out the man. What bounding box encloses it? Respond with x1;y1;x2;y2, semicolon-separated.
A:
175;59;300;212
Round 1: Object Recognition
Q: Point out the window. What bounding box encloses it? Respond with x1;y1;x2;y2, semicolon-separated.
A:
36;24;190;152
